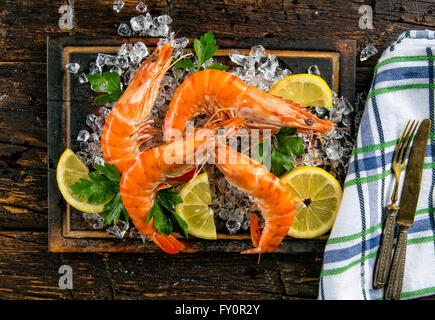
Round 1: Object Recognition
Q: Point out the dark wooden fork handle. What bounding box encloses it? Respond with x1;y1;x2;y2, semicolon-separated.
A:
373;207;398;289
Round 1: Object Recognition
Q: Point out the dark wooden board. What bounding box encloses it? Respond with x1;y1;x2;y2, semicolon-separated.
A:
47;36;355;253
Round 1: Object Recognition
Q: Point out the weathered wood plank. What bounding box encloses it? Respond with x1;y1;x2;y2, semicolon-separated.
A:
0;62;46;148
0;231;324;299
0;0;432;64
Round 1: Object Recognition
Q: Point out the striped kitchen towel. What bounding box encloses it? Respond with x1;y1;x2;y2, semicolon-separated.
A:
318;29;435;300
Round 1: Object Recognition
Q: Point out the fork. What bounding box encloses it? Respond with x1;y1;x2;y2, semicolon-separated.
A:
373;120;419;289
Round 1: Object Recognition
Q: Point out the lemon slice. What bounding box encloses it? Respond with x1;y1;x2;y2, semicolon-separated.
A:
281;167;342;238
269;74;333;108
57;149;108;213
176;172;216;240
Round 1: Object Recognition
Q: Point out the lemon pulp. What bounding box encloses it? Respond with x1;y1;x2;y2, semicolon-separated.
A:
269;74;333;108
280;167;342;238
176;173;217;240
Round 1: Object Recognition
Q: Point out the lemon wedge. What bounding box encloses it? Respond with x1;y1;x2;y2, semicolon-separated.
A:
176;172;217;240
281;167;342;238
57;149;109;213
269;74;333;108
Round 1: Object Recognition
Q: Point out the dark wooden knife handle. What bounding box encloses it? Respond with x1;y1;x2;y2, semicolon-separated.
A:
385;226;409;300
373;207;398;289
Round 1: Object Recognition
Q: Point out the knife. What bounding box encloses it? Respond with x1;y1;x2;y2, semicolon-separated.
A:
384;118;431;300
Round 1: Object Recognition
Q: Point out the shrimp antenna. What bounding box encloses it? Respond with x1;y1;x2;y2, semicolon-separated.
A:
169;52;194;70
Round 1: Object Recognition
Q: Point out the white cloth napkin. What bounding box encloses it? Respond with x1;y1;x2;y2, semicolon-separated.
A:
318;29;435;300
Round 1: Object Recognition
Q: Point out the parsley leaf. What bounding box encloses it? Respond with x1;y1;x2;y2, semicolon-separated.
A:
86;72;124;104
255;127;305;176
93;163;121;183
174;31;228;72
103;192;129;226
70;162;128;226
195;31;218;65
70;172;116;204
148;201;173;235
207;62;229;71
175;58;196;69
147;188;188;238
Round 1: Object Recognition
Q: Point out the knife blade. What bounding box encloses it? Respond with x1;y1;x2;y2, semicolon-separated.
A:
397;118;431;227
384;118;431;300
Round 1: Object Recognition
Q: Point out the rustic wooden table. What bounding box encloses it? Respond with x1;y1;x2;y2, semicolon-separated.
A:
0;0;434;300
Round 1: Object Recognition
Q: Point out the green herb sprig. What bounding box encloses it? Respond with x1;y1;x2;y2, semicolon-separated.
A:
175;31;228;72
70;163;188;236
70;162;127;225
147;189;189;239
86;72;124;104
255;127;305;176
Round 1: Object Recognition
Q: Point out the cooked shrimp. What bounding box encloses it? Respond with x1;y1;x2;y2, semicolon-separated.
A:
120;119;244;254
101;40;174;174
213;144;295;254
163;69;333;140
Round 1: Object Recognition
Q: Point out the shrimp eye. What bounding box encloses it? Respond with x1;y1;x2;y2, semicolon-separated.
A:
305;119;314;126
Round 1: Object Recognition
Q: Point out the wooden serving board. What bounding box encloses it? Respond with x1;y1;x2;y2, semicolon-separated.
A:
47;36;355;253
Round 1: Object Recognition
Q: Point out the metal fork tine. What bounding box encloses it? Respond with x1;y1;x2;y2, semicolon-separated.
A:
396;120;415;163
398;120;418;164
400;121;419;164
393;120;411;164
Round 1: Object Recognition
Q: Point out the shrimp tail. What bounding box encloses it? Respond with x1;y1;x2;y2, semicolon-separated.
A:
249;213;261;248
241;247;263;254
149;233;185;254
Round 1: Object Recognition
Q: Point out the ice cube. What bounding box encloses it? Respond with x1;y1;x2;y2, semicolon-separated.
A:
82;212;104;230
155;92;166;107
360;44;378;61
89;132;100;142
174;37;189;49
201;58;215;69
96;53;108;67
99;106;111;119
106;220;130;239
80;141;89;153
276;68;292;80
104;55;117;66
172;67;184;79
258;55;278;80
117;23;132;37
136;1;147;13
92;155;105;166
112;0;124;13
249;45;266;63
308;65;321;76
89;62;101;75
86;114;99;132
65;62;80;74
129;41;149;64
110;66;123;75
130;14;152;33
75;151;91;166
116;56;129;69
117;43;133;56
78;72;88;84
77;129;90;142
241;217;250;230
226;220;241;234
230;53;250;67
157;14;172;25
325;140;343;161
